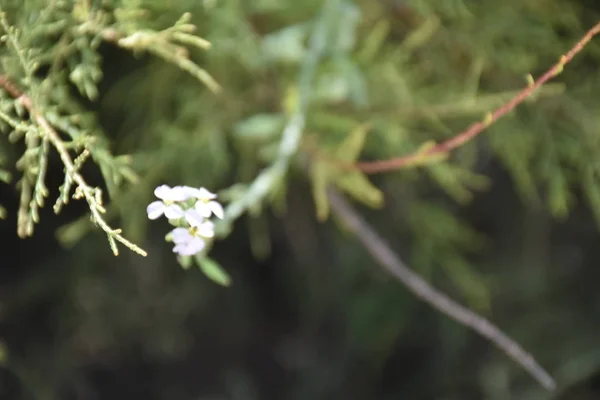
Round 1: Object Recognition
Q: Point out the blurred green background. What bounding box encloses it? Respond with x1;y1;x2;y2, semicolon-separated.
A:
2;0;600;399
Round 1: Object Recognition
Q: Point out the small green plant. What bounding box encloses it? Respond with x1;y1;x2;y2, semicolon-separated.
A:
0;2;220;256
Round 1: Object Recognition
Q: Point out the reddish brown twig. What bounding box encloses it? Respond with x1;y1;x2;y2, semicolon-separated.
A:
0;74;24;98
356;20;600;174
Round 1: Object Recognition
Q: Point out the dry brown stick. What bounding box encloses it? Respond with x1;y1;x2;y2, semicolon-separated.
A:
356;20;600;174
327;187;556;390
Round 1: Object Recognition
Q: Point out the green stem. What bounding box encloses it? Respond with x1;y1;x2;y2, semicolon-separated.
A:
217;0;336;235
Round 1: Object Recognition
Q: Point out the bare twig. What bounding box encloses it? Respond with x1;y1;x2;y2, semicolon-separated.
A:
327;188;556;390
356;19;600;174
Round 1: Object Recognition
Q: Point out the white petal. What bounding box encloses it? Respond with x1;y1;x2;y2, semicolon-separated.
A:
185;209;206;227
194;202;213;218
182;186;202;199
154;185;173;200
196;221;215;238
146;201;165;219
168;186;189;202
171;227;192;244
188;237;206;253
163;204;184;219
196;187;217;200
173;243;194;256
173;237;205;256
209;201;224;219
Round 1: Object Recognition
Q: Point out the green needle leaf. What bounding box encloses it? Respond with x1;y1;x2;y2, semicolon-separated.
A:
196;256;232;287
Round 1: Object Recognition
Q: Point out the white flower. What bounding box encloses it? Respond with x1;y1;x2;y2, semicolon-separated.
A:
156;185;190;202
184;187;217;200
184;187;224;219
195;199;224;219
184;210;216;236
147;202;184;220
171;227;206;256
146;185;189;220
148;184;224;258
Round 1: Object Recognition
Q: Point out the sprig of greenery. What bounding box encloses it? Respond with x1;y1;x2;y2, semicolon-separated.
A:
0;11;146;256
84;10;221;93
214;0;338;236
0;1;221;255
0;74;146;255
356;20;600;173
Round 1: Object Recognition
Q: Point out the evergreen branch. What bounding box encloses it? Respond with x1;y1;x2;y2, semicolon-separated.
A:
77;12;221;93
0;74;147;257
326;187;556;391
356;19;600;174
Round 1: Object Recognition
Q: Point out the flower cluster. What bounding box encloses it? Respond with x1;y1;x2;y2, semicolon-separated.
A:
147;185;224;256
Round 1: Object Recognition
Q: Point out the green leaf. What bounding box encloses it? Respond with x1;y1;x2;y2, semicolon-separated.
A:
443;252;490;311
400;15;441;55
427;163;490;204
309;111;360;133
330;2;361;53
233;113;286;142
262;24;309;64
310;123;384;220
179;255;193;270
0;168;11;183
314;72;350;104
339;59;369;108
336;123;370;161
357;20;390;62
337;171;384;209
582;166;600;227
196;256;232;287
310;158;334;221
489;125;540;203
547;171;572;219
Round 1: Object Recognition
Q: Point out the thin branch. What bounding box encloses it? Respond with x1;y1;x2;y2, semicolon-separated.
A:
327;187;556;391
0;74;147;256
216;0;335;236
356;19;600;174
